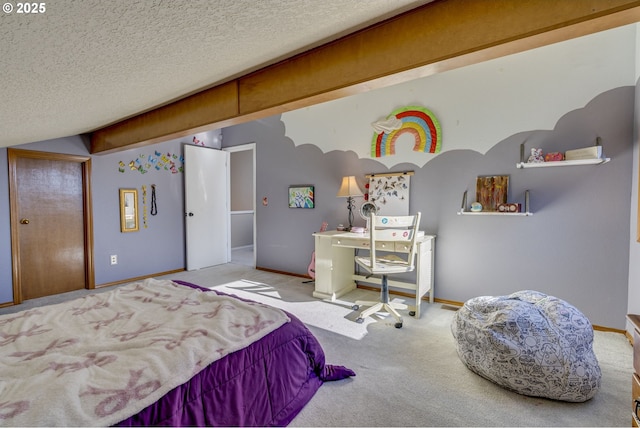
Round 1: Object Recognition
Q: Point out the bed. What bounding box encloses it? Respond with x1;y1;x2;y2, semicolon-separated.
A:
0;278;354;426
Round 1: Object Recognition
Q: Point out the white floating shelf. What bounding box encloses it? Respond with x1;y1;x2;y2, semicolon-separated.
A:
457;211;532;216
458;190;531;216
516;158;610;169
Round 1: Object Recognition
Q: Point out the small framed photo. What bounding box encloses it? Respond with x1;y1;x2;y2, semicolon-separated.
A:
288;185;314;208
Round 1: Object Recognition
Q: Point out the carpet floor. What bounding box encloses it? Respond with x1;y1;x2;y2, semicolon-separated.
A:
1;263;633;426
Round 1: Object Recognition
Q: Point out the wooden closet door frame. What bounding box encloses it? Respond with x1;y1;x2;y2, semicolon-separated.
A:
7;148;95;304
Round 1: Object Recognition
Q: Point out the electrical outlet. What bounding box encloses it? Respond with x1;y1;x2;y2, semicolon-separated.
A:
110;255;117;265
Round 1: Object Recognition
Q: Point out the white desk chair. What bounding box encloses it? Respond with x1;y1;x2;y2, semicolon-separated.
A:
352;212;421;328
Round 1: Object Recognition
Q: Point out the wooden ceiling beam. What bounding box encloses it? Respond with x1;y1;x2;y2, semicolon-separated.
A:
90;0;640;154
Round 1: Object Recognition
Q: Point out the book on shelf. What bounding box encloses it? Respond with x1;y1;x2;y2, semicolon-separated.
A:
564;146;602;161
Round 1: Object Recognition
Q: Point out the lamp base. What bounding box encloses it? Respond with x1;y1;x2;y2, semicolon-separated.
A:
347;196;355;230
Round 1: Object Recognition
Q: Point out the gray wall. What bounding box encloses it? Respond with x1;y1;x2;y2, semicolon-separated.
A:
4;136;193;286
223;86;634;330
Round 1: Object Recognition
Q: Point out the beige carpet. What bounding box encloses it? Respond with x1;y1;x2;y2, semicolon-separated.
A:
185;266;634;427
2;264;634;426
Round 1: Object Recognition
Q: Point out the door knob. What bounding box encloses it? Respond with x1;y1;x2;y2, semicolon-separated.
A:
187;212;194;217
20;218;29;224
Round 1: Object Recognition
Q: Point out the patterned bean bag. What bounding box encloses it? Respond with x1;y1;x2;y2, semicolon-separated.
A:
450;290;601;402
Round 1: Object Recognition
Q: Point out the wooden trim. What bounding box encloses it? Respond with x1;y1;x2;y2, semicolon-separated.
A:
0;268;186;309
256;266;310;279
89;0;640;154
629;315;640;344
356;284;627;333
434;298;463;307
82;158;95;289
356;283;453;306
7;149;22;303
594;324;627;334
95;268;185;288
90;81;238;154
7;148;95;302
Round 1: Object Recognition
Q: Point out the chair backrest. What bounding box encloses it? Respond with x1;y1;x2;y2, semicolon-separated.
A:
367;212;421;272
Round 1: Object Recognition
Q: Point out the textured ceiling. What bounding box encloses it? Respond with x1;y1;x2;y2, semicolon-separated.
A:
0;0;431;148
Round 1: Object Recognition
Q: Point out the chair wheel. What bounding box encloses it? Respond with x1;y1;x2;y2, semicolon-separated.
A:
352;305;359;311
356;317;364;324
394;322;403;328
409;311;416;316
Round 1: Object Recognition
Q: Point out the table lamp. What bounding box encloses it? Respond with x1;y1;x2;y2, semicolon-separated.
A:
336;176;363;231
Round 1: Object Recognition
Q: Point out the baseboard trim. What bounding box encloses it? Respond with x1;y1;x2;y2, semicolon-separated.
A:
0;268;188;309
95;268;186;289
355;283;458;306
256;266;310;279
355;285;625;334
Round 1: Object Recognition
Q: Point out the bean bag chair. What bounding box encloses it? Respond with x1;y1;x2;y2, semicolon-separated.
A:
450;290;601;402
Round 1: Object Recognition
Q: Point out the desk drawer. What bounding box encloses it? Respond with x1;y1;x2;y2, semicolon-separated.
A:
332;238;404;252
395;242;413;252
333;237;370;249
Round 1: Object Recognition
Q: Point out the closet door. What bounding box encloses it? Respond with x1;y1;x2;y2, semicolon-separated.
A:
184;144;229;270
8;148;93;301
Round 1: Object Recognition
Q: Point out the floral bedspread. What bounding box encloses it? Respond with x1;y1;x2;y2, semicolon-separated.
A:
0;278;289;426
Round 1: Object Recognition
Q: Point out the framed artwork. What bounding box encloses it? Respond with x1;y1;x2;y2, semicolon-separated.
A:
288;185;314;208
476;175;509;212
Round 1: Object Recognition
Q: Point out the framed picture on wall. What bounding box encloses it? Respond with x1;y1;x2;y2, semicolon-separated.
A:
288;185;314;209
476;175;509;212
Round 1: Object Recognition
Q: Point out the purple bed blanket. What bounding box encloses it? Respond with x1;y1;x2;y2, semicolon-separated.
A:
115;280;354;426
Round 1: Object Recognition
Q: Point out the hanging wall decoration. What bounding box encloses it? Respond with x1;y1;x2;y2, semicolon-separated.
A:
366;171;413;216
141;185;148;228
371;106;441;158
118;150;184;174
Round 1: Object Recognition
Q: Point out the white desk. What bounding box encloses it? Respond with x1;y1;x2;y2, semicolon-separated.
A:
312;230;435;319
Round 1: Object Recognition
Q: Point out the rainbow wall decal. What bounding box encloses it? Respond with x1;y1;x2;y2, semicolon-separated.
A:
371;106;441;157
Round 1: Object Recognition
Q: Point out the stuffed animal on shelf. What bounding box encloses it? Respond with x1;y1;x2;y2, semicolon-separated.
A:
527;148;544;163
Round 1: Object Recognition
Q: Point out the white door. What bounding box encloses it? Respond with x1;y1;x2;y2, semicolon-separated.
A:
184;144;230;270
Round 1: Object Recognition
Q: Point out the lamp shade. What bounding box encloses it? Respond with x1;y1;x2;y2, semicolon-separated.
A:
336;176;363;197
